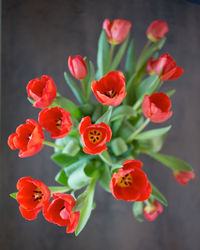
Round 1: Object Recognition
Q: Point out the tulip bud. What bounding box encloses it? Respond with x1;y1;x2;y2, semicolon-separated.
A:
146;20;169;42
26;75;57;108
68;55;87;80
146;53;183;81
173;170;195;186
142;93;173;123
103;18;132;44
143;201;163;221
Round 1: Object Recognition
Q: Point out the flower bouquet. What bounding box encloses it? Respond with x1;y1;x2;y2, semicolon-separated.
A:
9;19;195;235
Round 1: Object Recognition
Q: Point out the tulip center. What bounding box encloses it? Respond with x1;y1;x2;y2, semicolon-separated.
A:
56;118;62;129
60;206;69;220
88;129;102;144
32;188;44;202
105;89;118;98
117;173;132;187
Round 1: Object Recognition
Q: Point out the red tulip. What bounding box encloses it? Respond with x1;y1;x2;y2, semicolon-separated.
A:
38;107;72;139
68;55;87;80
79;116;112;155
109;160;152;201
91;71;127;106
146;54;183;81
27;75;57;108
146;20;169;42
142;93;173;123
8;119;44;157
16;177;50;220
173;170;195;186
43;193;80;234
103;18;132;44
143;201;163;221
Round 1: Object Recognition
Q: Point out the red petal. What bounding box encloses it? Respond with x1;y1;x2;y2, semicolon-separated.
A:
123;160;143;169
66;211;80;233
136;182;152;201
19;206;41;220
79;116;91;134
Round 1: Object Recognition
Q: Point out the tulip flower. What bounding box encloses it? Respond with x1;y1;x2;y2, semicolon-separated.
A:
38;107;72;139
109;160;152;201
142;93;173;123
173;170;195;186
43;193;80;234
27;75;57;108
143;201;163;221
146;20;169;42
16;177;51;220
146;54;183;81
68;55;87;80
91;71;127;106
79;116;112;155
103;18;132;44
8;119;44;157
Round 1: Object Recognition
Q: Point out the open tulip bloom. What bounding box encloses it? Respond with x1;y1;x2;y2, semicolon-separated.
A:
9;18;194;236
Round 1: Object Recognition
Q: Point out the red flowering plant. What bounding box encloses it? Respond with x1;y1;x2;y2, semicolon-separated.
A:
9;18;194;235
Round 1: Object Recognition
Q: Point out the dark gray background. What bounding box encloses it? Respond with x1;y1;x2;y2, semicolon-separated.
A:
1;0;200;249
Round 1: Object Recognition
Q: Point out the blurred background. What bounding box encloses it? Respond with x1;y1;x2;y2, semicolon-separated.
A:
1;0;200;249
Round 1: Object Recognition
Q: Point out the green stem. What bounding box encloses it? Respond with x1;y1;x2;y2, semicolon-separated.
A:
144;199;152;207
109;44;115;62
127;118;150;143
48;186;71;194
137;40;152;68
99;151;113;167
80;79;85;94
43;141;64;150
132;77;161;111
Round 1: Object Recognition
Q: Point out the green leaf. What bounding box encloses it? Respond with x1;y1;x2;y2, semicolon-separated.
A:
111;164;122;173
51;152;75;168
111;105;136;121
27;97;34;105
51;96;81;119
49;186;70;194
62;140;80;156
125;72;137;105
125;38;136;81
84;163;100;178
92;104;103;122
67;162;92;189
146;152;193;171
96;30;110;79
134;126;171;140
82;57;90;90
136;37;166;73
111;137;128;156
110;34;130;71
135;74;159;100
139;133;167;153
98;164;111;192
55;169;68;186
64;72;85;104
72;192;88;212
99;151;113;167
96;106;112;124
79;103;94;116
150;182;168;206
10;192;17;199
118;120;135;141
132;202;144;222
75;180;96;236
166;89;176;97
86;61;96;99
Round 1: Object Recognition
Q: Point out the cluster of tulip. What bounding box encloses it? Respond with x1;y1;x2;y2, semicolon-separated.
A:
9;18;195;235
